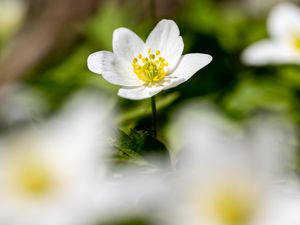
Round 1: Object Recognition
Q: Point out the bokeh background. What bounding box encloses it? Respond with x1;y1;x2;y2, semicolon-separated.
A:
1;0;300;168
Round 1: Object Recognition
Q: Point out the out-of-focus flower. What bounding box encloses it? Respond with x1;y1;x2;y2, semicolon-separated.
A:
242;3;300;65
0;0;26;40
161;103;300;225
87;19;212;100
0;92;115;225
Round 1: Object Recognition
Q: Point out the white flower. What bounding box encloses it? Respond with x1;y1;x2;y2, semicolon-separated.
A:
0;0;26;39
87;19;212;100
242;3;300;65
161;104;300;225
0;93;115;225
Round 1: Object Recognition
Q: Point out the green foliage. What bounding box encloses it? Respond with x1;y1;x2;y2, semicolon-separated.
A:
97;216;152;225
85;2;130;50
111;129;170;167
279;65;300;88
223;76;296;119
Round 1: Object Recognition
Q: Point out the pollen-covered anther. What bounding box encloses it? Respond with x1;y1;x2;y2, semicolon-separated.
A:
132;48;169;85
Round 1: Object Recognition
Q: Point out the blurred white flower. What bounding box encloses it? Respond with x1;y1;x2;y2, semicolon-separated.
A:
0;0;26;40
0;92;115;225
87;19;212;100
162;104;300;225
242;3;300;65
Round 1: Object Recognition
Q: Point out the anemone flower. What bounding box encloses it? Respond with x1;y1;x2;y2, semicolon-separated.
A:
242;3;300;65
87;19;212;100
0;93;115;225
162;104;300;225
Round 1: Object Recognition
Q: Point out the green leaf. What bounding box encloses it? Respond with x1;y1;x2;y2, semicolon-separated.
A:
111;129;170;167
278;65;300;88
223;76;295;119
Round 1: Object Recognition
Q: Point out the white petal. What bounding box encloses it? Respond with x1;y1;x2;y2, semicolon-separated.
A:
118;86;164;100
146;19;184;70
164;53;212;90
268;3;300;40
241;40;297;65
113;28;145;63
52;92;113;161
87;51;143;86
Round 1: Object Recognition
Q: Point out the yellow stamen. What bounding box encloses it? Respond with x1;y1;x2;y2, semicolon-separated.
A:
131;48;169;85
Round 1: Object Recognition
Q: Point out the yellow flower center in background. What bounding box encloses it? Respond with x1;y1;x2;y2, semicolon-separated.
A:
211;189;255;225
292;34;300;51
195;180;258;225
13;160;54;197
132;49;169;85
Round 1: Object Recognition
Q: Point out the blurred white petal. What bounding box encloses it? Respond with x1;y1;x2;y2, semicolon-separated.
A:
241;40;298;65
267;3;300;40
0;0;26;39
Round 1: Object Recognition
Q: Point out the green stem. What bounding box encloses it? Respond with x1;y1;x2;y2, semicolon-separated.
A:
151;96;157;138
150;0;157;138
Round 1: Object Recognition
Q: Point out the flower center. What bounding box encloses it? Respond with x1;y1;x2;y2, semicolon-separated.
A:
194;179;258;225
132;49;169;85
12;160;54;197
211;189;255;225
293;36;300;51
